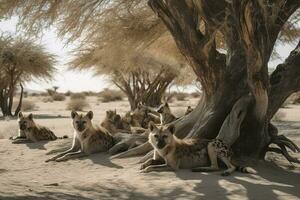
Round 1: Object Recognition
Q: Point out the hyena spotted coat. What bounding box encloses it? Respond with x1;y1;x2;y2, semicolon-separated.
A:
46;111;115;162
10;112;64;143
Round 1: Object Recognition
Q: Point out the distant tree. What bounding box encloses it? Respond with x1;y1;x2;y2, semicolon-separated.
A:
53;86;59;93
0;35;56;116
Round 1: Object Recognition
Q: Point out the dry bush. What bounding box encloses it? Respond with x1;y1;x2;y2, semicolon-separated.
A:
83;91;98;96
42;97;53;103
99;89;123;103
21;100;36;111
66;98;89;111
30;93;40;97
173;92;188;101
190;92;201;98
65;91;72;96
52;93;66;101
70;93;86;100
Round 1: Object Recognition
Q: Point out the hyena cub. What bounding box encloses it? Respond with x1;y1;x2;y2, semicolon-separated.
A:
46;111;115;162
101;110;129;134
140;122;209;172
10;112;64;143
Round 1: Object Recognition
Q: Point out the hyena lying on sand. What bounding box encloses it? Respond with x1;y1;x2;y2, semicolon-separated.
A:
10;112;67;143
140;122;209;172
141;121;256;175
46;111;115;162
101;110;131;134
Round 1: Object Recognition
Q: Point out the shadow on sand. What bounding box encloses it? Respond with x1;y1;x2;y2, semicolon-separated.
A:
0;161;299;200
0;114;69;121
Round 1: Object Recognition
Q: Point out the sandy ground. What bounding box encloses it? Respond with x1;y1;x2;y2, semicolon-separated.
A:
0;96;299;200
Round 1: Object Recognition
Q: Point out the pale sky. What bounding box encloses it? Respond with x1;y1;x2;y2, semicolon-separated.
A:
0;17;296;93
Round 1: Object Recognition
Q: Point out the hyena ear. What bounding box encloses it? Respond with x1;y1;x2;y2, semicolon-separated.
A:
86;111;93;120
165;102;169;107
71;110;78;119
28;113;33;120
149;121;157;132
167;124;175;135
18;112;23;118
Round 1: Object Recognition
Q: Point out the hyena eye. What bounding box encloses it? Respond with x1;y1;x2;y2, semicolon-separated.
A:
154;135;159;138
82;121;87;124
162;135;168;139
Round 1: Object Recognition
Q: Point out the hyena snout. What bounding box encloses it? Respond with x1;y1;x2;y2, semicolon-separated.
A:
19;122;27;130
156;139;166;149
76;122;86;132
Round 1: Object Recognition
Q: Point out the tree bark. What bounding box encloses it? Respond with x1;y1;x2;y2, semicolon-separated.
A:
14;83;24;116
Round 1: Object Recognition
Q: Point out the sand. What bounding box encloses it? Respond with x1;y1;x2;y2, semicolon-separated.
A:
0;97;299;200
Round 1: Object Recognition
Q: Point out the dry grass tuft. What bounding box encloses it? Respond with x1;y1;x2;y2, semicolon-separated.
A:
99;89;123;103
52;93;66;101
66;98;89;111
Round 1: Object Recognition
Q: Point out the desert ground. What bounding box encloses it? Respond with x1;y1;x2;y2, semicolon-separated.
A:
0;96;299;200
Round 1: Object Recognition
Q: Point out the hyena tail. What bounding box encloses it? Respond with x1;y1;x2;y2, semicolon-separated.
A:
236;166;257;174
57;135;69;139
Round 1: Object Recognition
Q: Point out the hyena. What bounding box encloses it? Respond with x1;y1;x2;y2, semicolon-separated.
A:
140;122;209;172
46;111;115;162
101;110;129;134
10;112;65;143
156;103;177;125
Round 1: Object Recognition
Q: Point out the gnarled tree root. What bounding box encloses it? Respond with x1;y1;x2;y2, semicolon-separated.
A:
109;133;149;156
267;135;300;164
110;141;152;159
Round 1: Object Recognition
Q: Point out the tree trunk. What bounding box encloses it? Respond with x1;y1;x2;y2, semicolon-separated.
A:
14;83;24;116
147;0;300;163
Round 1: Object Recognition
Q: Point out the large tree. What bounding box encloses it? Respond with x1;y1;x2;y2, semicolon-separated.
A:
0;35;56;116
2;0;300;162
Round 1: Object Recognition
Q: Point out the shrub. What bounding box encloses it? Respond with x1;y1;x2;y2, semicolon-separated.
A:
30;93;40;97
52;93;66;101
66;98;89;111
21;100;36;111
70;93;86;100
42;97;53;103
99;89;123;102
174;92;188;101
65;91;73;96
190;92;201;98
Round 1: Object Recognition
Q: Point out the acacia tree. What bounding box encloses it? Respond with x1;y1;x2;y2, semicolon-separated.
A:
0;35;56;116
71;35;191;110
2;0;300;162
